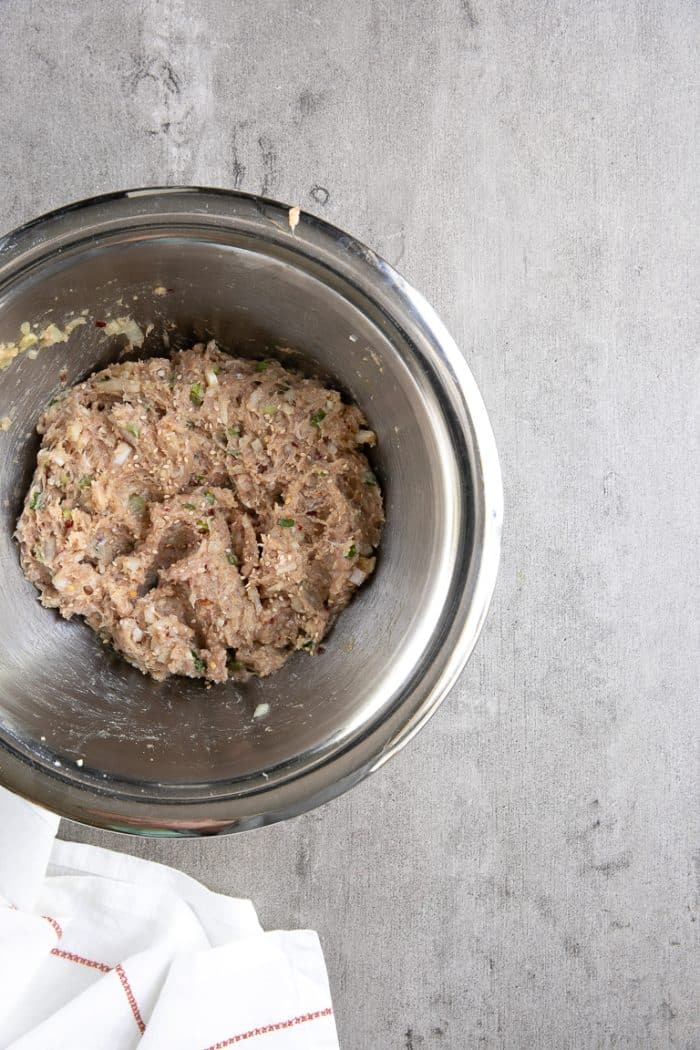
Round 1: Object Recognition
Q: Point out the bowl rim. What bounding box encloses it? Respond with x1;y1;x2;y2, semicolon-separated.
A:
0;186;503;836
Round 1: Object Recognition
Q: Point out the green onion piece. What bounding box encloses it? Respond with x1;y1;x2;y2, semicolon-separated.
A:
58;472;70;486
128;493;146;514
29;489;44;510
364;472;378;487
277;517;295;528
345;544;357;559
261;404;277;416
310;409;326;428
183;502;196;510
79;475;93;488
227;426;241;438
191;649;207;674
254;360;270;372
126;424;140;439
189;382;204;406
195;518;210;533
225;549;239;565
204;491;216;505
301;639;315;651
62;507;74;520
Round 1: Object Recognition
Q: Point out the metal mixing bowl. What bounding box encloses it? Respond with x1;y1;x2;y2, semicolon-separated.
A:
0;188;502;836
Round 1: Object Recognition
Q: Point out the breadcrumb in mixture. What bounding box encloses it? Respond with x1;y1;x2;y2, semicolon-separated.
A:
17;342;384;682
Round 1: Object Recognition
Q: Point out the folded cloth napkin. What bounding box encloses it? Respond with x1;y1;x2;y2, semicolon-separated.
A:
0;786;338;1049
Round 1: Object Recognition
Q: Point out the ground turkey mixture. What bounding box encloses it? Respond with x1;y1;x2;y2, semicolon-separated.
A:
17;343;383;682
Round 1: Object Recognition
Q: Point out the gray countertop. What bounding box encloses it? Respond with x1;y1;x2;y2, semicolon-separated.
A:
1;2;697;1047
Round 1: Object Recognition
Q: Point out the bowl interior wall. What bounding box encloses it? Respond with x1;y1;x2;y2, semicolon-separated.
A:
0;231;465;790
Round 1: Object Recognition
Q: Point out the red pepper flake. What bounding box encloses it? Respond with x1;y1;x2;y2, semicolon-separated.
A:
94;320;107;328
166;288;175;293
65;519;73;529
317;645;326;655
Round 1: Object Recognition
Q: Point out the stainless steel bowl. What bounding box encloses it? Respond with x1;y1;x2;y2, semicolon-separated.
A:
0;188;502;836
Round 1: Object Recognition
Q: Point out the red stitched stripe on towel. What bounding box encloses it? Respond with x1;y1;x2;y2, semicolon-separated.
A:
202;1007;334;1048
50;948;111;973
115;962;146;1034
50;951;147;1033
41;914;63;938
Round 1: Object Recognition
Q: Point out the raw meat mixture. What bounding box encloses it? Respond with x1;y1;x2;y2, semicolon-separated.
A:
17;343;384;682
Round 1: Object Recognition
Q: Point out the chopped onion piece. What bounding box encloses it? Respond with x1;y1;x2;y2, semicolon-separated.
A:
97;378;141;394
350;567;368;586
39;324;68;347
248;386;267;410
103;317;145;349
113;441;132;465
248;584;263;614
64;317;87;336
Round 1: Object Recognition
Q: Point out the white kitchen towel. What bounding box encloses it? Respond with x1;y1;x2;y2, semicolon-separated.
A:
0;786;338;1049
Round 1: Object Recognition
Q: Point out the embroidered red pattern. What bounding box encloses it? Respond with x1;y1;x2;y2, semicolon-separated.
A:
50;949;145;1033
50;948;111;973
4;903;145;1033
202;1007;334;1049
115;963;146;1034
7;904;331;1044
42;914;63;938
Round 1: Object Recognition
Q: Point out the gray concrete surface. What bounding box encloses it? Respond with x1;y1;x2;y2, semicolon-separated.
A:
1;1;698;1047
